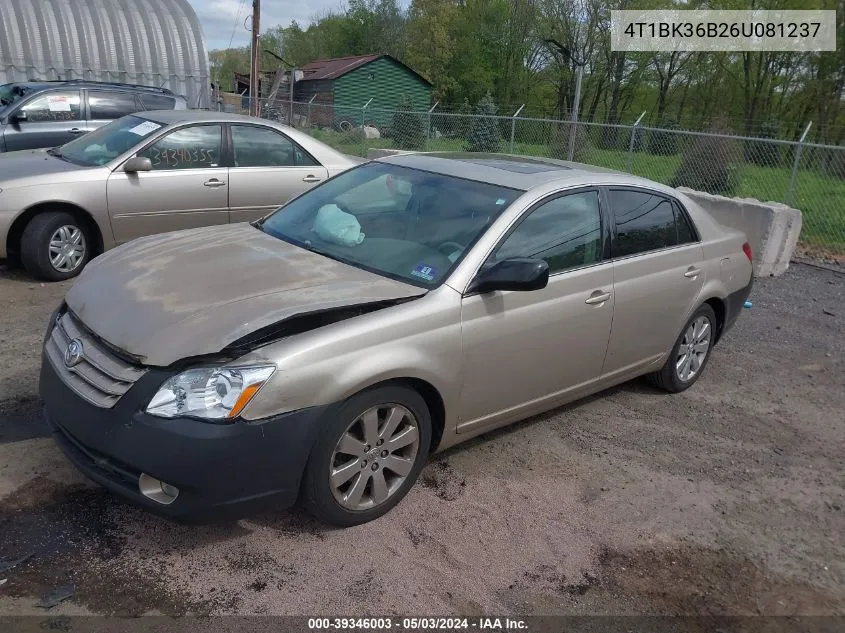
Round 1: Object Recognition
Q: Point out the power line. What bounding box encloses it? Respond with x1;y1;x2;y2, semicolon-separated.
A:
226;0;249;51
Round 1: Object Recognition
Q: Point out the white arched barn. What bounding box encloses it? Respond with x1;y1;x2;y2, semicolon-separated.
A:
0;0;210;108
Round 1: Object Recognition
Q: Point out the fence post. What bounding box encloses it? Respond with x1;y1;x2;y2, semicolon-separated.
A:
510;104;525;154
427;101;439;140
627;111;647;173
307;95;316;127
361;98;373;156
567;64;585;161
786;121;812;206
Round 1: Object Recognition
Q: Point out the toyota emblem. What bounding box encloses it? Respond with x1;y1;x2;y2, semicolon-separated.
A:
64;339;84;368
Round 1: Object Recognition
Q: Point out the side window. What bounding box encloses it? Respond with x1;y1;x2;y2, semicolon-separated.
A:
492;191;603;274
231;125;319;167
20;91;82;121
138;125;222;170
674;202;697;244
609;189;678;258
139;94;176;110
88;91;139;119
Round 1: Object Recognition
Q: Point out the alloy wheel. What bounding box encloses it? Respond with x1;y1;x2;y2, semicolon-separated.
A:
676;315;712;382
329;404;420;511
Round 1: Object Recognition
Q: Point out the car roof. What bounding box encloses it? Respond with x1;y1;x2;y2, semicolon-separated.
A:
377;152;674;193
7;80;177;95
139;110;271;125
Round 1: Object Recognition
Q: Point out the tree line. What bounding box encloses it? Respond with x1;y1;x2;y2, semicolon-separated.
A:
209;0;845;145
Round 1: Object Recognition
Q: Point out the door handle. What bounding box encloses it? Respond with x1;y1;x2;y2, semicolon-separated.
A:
684;267;701;278
585;291;612;305
302;175;322;183
69;128;85;134
203;179;226;187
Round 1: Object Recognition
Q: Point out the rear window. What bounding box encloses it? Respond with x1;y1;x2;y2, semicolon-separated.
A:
139;94;176;110
88;90;139;119
608;189;678;258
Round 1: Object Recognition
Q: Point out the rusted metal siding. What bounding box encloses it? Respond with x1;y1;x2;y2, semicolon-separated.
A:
0;0;210;108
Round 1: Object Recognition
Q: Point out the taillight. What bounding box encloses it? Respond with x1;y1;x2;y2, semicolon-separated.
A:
742;242;753;263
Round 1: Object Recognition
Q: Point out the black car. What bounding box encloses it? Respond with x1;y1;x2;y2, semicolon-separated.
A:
0;80;187;152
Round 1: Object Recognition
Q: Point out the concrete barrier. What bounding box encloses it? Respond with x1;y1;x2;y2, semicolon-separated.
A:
677;188;802;277
366;149;802;277
367;148;410;159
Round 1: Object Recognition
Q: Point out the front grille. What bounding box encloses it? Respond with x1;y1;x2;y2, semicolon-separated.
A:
45;312;147;408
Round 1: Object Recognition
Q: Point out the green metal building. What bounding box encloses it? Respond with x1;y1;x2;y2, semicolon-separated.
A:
295;54;432;128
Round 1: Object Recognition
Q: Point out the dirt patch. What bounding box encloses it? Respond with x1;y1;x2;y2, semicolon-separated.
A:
0;476;208;616
421;460;467;501
0;263;843;617
597;545;842;616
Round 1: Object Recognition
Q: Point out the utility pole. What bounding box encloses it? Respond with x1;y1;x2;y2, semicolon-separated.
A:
249;0;260;117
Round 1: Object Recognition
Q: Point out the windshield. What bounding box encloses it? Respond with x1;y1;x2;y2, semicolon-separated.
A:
0;83;29;107
260;162;522;287
58;115;164;166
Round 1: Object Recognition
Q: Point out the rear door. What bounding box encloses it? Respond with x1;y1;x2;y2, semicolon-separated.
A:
106;124;228;243
601;187;705;380
227;123;330;223
3;89;84;151
85;89;143;133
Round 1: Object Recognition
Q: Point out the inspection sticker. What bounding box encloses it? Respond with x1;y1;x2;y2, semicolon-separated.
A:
410;263;438;282
128;121;162;136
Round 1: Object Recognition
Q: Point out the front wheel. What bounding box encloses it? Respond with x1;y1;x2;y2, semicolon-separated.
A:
647;304;717;393
20;211;92;281
301;385;432;527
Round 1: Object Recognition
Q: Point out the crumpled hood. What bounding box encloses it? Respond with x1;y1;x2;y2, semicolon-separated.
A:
65;223;424;366
0;149;89;183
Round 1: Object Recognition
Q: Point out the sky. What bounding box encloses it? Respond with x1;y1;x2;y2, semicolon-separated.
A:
189;0;344;51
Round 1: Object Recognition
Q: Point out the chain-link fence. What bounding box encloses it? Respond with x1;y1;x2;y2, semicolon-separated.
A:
226;97;845;261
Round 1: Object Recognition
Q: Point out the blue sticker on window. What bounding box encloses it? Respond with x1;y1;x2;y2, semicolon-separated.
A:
410;263;438;282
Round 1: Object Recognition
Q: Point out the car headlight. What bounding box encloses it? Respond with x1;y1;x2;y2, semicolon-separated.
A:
146;365;275;421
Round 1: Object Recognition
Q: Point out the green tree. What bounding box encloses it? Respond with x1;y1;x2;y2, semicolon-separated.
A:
465;92;502;152
392;95;426;150
670;119;741;196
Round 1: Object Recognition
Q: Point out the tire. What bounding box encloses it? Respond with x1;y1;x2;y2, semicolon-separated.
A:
301;384;432;527
20;211;92;281
647;304;717;393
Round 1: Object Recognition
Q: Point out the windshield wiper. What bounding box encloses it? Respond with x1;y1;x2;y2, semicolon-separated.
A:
47;147;80;163
300;239;355;266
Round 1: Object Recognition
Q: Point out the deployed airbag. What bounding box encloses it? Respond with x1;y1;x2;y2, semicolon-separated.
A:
313;204;365;246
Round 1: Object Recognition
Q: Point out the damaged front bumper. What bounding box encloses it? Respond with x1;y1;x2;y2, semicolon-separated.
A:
40;354;330;522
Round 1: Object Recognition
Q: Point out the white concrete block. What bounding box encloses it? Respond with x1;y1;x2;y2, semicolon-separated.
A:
677;188;802;277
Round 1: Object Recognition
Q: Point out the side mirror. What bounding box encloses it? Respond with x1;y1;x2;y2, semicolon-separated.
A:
468;258;550;294
10;110;27;123
123;156;152;173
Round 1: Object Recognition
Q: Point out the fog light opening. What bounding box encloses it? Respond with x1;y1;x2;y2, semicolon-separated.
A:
139;473;179;505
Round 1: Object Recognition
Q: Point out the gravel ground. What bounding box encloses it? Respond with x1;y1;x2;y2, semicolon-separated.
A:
0;262;843;620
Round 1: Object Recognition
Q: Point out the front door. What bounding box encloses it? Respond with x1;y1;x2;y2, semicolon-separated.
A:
601;188;706;380
106;124;228;244
458;189;614;432
227;124;329;223
3;90;84;151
